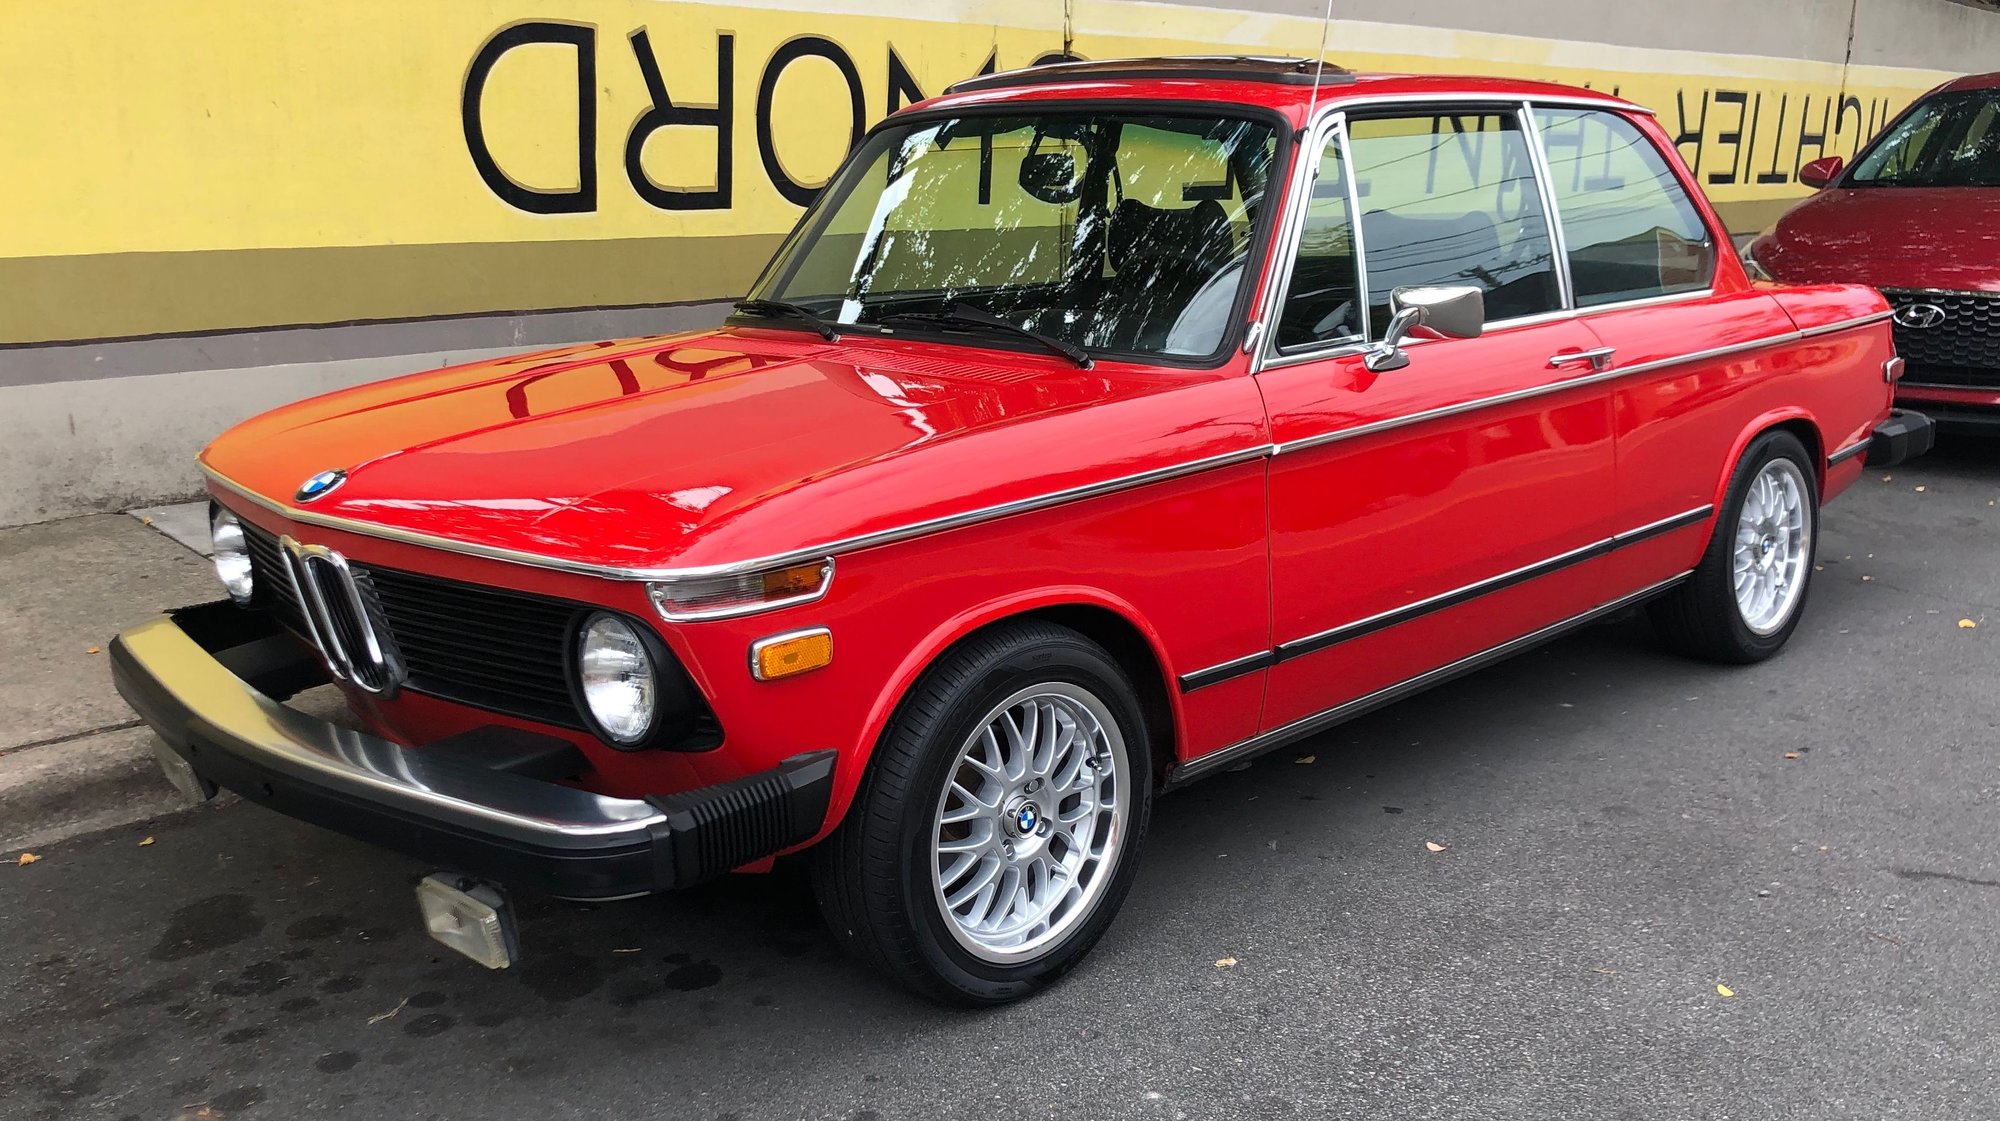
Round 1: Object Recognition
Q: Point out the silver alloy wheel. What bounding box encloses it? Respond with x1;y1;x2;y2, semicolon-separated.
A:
1732;458;1813;636
929;682;1130;964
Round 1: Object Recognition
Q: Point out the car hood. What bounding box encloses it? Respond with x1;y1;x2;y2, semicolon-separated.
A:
202;327;1263;573
1759;186;2000;292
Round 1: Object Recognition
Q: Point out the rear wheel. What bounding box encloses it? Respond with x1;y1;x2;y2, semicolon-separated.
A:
812;621;1152;1004
1651;430;1818;662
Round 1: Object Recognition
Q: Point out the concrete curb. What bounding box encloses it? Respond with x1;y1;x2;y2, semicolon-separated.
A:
0;725;193;853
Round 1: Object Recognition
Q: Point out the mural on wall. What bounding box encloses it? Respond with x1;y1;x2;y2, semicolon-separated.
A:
0;0;1957;345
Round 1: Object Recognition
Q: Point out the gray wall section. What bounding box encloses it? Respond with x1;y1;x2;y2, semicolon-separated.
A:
7;0;1999;525
0;301;732;527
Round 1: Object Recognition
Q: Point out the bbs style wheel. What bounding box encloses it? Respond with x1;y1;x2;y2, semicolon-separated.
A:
1651;429;1820;663
811;621;1153;1004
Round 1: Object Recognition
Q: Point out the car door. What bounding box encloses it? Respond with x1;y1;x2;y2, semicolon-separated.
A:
1251;106;1619;734
1526;105;1802;593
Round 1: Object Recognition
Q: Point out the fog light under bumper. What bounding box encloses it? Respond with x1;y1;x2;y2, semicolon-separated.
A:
416;874;518;969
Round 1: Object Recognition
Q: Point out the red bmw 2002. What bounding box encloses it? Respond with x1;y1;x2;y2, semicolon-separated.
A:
115;58;1934;1004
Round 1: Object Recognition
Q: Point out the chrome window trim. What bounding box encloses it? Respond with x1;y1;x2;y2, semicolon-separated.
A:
1168;572;1691;785
1519;100;1577;311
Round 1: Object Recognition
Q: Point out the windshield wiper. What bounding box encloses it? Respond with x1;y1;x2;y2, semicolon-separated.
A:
881;304;1094;369
732;298;839;341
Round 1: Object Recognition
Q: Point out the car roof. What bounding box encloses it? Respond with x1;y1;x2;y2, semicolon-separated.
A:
1937;71;2000;92
918;55;1642;124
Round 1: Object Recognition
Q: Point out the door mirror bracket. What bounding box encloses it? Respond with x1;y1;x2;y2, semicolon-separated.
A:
1363;286;1485;372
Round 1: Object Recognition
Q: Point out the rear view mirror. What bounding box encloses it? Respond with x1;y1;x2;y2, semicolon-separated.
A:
1019;151;1081;204
1798;156;1844;189
1365;285;1485;372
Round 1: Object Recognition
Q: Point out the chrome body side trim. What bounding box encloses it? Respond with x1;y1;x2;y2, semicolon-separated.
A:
1167;572;1692;786
1272;504;1711;660
1176;649;1277;692
1179;506;1711;692
1798;309;1894;338
203;443;1275;583
1827;438;1871;465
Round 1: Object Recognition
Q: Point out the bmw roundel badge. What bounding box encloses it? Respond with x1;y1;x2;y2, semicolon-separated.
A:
295;468;348;503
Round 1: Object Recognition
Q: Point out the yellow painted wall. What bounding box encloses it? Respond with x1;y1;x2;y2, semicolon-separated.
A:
0;0;1960;344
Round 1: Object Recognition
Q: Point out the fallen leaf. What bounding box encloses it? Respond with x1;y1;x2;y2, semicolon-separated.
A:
85;645;101;655
15;852;40;866
1293;754;1315;764
1915;485;1927;493
141;516;153;526
367;996;410;1025
1959;619;1977;629
1882;475;1893;482
1861;575;1874;582
1214;957;1238;969
1783;752;1799;760
1716;983;1735;998
139;836;156;846
1424;841;1447;853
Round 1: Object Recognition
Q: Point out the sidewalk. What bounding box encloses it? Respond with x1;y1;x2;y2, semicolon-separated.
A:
0;511;218;850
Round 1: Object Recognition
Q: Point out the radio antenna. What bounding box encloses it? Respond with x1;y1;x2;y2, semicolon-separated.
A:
1306;0;1337;108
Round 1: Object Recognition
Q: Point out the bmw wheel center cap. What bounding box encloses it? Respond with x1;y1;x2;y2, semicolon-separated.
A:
296;468;348;503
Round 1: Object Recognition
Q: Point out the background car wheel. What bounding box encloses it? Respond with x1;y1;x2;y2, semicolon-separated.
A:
811;621;1153;1005
1650;429;1819;663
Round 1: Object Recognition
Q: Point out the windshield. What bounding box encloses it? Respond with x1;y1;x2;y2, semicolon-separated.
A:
745;111;1280;360
1847;88;2000;188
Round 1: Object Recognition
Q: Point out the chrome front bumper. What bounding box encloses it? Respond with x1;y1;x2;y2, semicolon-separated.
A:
110;602;834;898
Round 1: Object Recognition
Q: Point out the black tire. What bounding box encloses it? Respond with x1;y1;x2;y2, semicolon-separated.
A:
811;621;1154;1005
1650;429;1819;663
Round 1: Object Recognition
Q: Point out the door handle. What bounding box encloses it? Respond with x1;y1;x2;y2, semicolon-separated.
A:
1548;347;1616;374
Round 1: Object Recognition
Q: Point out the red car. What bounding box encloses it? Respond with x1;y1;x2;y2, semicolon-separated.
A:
114;57;1932;1004
1746;72;2000;430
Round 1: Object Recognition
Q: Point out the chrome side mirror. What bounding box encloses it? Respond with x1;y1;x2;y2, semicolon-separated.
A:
1363;285;1486;372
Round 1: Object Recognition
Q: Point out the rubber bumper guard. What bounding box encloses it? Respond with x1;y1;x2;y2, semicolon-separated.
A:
1866;408;1936;467
109;601;835;900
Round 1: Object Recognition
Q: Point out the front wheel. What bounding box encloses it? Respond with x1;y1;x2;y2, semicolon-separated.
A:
1651;429;1819;662
811;621;1153;1004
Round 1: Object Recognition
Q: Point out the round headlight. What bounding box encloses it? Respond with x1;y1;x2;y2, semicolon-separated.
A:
577;613;657;746
210;507;255;605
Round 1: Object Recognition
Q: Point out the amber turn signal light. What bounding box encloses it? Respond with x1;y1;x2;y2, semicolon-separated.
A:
750;627;833;681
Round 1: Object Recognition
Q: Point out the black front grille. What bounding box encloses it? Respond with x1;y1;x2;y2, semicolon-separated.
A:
365;567;586;729
1882;289;2000;385
235;519;718;747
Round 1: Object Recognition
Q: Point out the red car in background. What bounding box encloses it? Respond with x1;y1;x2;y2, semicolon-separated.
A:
1747;72;2000;431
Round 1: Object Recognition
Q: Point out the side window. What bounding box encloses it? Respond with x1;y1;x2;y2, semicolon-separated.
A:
1274;132;1363;350
1532;108;1716;307
1346;112;1562;332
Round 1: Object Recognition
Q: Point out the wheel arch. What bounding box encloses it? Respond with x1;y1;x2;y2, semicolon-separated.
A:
850;589;1185;808
1711;408;1827;514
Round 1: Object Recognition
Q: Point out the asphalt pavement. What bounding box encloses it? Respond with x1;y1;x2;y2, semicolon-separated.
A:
3;443;1996;1121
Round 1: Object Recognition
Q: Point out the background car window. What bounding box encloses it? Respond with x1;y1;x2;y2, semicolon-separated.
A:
1848;89;2000;188
1532;108;1716;307
1346;112;1561;333
1273;133;1363;350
